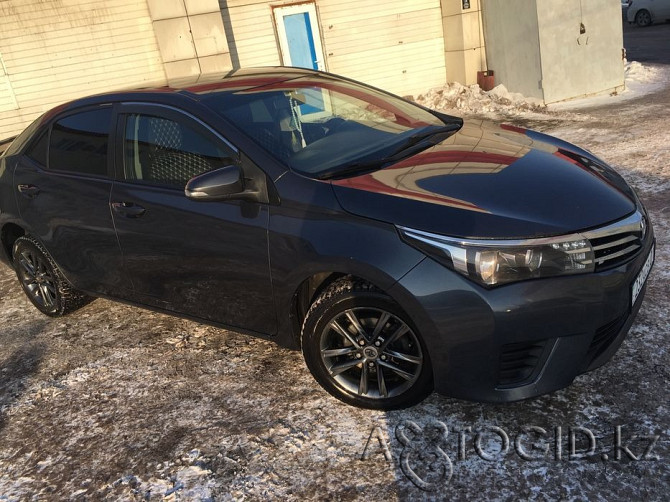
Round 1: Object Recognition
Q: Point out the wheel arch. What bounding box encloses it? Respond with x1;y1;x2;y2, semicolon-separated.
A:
0;223;26;266
288;270;405;349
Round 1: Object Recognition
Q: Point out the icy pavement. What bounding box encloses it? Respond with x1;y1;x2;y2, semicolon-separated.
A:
1;63;669;500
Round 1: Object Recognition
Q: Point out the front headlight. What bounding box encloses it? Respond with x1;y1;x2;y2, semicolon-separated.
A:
398;226;595;287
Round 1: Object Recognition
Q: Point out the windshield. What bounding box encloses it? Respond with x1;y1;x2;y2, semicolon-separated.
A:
201;75;460;179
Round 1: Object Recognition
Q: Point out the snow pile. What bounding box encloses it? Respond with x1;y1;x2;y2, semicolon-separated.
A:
415;81;546;116
624;60;661;84
417;60;667;115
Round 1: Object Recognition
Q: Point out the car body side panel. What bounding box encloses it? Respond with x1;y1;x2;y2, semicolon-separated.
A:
268;172;427;347
110;181;277;334
0;155;22;265
13;159;127;294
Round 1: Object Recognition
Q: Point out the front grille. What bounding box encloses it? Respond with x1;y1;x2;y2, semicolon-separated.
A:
586;312;628;365
497;341;546;387
590;232;642;269
584;211;647;271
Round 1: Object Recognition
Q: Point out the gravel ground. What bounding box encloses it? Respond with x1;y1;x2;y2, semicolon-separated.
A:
1;74;669;500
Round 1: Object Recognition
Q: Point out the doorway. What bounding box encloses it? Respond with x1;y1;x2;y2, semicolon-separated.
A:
273;3;325;71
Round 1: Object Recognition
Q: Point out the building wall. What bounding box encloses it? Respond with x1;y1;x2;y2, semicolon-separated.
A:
220;0;447;97
480;0;543;99
536;0;624;103
481;0;624;103
0;0;167;139
440;0;487;85
147;0;232;84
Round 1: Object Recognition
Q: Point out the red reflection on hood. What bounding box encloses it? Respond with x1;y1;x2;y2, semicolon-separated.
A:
389;150;522;170
330;149;527;213
332;171;487;212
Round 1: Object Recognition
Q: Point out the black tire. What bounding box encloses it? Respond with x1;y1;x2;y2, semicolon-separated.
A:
301;277;433;410
635;9;652;27
12;236;93;317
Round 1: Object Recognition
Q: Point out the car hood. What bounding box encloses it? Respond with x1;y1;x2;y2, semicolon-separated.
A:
330;120;636;238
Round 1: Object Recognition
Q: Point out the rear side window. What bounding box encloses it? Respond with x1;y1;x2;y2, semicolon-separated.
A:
49;108;112;176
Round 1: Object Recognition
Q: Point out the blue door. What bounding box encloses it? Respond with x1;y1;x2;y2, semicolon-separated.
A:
274;3;325;71
275;4;328;118
284;13;318;70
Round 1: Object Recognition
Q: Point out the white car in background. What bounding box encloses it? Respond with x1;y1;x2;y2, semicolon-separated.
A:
627;0;670;26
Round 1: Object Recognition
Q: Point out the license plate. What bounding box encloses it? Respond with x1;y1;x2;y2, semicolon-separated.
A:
631;244;654;307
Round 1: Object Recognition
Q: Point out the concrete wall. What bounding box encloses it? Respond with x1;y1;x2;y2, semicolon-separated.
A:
480;0;543;99
536;0;624;103
481;0;624;103
440;0;487;85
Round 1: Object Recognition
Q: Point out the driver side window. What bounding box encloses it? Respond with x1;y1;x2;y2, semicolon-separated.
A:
123;113;235;188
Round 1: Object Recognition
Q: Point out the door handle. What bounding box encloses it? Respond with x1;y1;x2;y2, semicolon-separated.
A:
17;184;40;198
111;202;146;218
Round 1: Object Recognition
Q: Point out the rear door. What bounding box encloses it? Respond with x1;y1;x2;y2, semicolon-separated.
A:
110;104;276;334
14;105;127;295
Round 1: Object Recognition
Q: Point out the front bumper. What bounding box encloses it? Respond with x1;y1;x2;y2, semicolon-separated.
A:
389;232;655;403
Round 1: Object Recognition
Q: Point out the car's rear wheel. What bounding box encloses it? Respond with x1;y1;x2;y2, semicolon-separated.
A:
13;236;93;317
635;9;652;27
301;277;433;409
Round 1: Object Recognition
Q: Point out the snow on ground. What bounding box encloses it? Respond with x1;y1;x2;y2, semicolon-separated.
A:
551;60;669;110
1;62;669;500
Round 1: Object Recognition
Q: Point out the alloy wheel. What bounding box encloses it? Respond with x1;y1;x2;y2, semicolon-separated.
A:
17;248;57;309
319;307;423;400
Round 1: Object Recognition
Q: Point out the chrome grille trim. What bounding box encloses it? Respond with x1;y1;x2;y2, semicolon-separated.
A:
594;244;640;265
582;211;644;240
584;211;645;269
591;234;637;251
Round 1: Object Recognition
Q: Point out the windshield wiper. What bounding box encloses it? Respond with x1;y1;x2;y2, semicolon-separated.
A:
318;123;461;181
387;123;462;157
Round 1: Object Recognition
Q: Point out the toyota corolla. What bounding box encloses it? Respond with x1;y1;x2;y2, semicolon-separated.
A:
0;67;654;409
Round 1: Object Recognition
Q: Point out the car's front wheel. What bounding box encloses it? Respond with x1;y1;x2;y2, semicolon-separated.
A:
635;9;652;26
13;236;93;317
302;277;433;409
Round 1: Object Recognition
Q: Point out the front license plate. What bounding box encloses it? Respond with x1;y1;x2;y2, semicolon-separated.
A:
632;243;654;307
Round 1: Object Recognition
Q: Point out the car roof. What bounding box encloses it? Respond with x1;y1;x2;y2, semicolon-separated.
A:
42;66;323;122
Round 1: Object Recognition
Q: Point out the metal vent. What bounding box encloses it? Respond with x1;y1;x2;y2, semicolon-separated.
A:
586;313;628;365
498;341;546;387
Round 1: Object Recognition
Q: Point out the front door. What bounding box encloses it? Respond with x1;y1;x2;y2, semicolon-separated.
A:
110;105;276;335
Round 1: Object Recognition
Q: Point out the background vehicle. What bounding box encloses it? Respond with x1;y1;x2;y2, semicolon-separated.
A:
0;68;654;409
626;0;670;26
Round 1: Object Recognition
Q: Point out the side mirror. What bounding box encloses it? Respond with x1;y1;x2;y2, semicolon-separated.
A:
185;164;244;201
